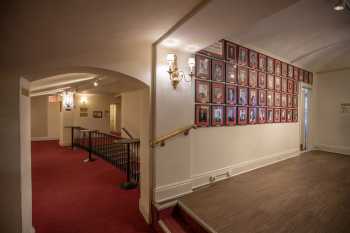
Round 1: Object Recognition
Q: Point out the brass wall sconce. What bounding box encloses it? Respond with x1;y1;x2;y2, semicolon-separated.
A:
166;53;195;89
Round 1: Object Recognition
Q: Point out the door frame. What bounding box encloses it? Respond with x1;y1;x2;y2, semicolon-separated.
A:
299;83;312;151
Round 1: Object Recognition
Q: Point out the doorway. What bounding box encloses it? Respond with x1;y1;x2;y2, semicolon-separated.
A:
301;87;311;151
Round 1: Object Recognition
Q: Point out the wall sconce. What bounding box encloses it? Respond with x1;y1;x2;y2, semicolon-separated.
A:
167;53;195;89
62;91;74;110
80;95;88;105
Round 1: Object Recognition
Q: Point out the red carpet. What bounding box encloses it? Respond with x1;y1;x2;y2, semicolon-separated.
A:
32;141;153;233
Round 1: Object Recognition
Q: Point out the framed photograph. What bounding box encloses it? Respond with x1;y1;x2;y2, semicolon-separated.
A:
292;95;298;108
287;94;293;108
237;107;248;125
196;55;211;80
267;108;274;123
258;89;267;106
275;59;281;76
288;65;293;79
281;94;287;108
238;46;248;66
226;85;237;105
299;69;304;81
93;111;103;118
212;105;225;126
267;74;275;90
293;109;298;122
249;50;258;69
212;82;225;104
258;53;266;72
287;109;293;122
274;108;281;123
258;72;267;89
238;87;248;106
282;78;287;93
281;62;288;77
281;109;287;122
80;112;88;117
226;63;237;84
258;107;266;124
248;107;258;124
249;88;258;106
212;60;225;82
80;107;88;113
267;57;274;74
287;79;294;93
293;67;299;81
267;91;274;107
304;70;309;83
275;76;281;92
225;41;237;63
238;66;248;86
200;40;225;59
226;106;237;126
275;92;281;107
195;104;210;127
293;81;298;94
249;69;258;87
309;72;313;85
195;80;210;103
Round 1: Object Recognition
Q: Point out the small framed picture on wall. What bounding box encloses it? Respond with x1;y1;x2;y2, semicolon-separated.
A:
281;94;287;108
281;62;288;77
287;109;293;122
287;94;293;108
195;55;211;80
267;57;274;74
248;107;257;124
281;109;287;122
238;87;248;106
249;88;258;106
226;85;237;105
258;72;266;89
299;69;304;81
287;79;294;93
275;76;281;92
211;82;225;104
293;81;298;94
225;41;237;63
238;66;248;86
258;107;266;124
226;106;237;126
267;74;275;90
195;80;210;103
293;67;299;81
237;107;248;125
282;78;287;93
249;50;258;69
258;89;267;106
249;69;258;88
258;53;266;72
212;60;225;82
293;109;298;122
292;95;298;108
238;46;248;66
274;108;281;123
267;91;274;107
211;105;225;126
275;59;281;76
226;63;237;84
195;104;210;127
267;108;274;123
275;92;281;107
288;65;293;79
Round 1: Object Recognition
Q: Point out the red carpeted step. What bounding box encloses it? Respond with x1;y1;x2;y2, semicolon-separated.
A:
160;216;190;233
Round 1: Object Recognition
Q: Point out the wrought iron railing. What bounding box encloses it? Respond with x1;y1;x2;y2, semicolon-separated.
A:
71;126;140;189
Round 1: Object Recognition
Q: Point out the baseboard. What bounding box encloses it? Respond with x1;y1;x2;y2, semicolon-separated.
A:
315;144;350;155
31;137;58;141
154;149;300;203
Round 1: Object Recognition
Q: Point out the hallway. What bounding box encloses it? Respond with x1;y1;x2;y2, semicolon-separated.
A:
32;141;152;233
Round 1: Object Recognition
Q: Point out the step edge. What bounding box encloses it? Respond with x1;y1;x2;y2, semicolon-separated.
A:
158;219;172;233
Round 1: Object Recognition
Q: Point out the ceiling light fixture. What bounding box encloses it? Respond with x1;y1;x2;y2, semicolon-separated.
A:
93;80;99;87
334;0;345;11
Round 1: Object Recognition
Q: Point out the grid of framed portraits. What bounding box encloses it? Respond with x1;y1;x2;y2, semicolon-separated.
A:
195;39;313;127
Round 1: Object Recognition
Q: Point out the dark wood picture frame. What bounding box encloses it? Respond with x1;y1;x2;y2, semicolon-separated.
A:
237;106;248;125
211;82;225;104
267;91;274;107
292;95;298;108
248;107;258;125
287;79;294;94
274;108;281;123
238;46;248;66
195;54;211;80
258;53;266;72
281;108;287;122
238;66;248;86
275;92;281;107
282;78;287;93
238;87;248;106
249;69;258;88
226;106;237;126
195;80;211;103
212;60;225;82
249;50;258;69
293;109;298;122
225;41;238;63
275;59;281;76
287;94;293;108
275;76;281;92
267;74;275;90
281;62;288;77
293;67;299;81
288;65;294;79
226;85;237;105
287;109;293;122
258;107;266;124
258;72;267;89
258;89;267;106
195;104;210;127
211;105;225;126
267;57;274;74
267;108;274;123
281;94;287;108
249;88;258;106
226;63;237;84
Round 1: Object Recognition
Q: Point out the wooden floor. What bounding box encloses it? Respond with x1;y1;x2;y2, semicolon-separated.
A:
179;151;350;233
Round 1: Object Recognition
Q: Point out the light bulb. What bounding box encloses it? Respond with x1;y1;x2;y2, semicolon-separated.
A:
188;57;195;68
93;81;99;87
334;0;345;10
167;53;176;63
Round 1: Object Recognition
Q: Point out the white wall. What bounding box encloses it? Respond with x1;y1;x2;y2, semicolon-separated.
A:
154;46;303;202
121;90;144;138
47;102;60;139
313;69;350;155
31;96;48;138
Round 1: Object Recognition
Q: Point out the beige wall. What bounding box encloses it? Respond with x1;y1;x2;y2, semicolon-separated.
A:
47;102;60;138
31;96;48;138
121;90;143;138
312;69;350;154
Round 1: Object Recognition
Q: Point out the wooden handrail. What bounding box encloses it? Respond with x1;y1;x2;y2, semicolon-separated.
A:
122;127;134;139
151;124;197;147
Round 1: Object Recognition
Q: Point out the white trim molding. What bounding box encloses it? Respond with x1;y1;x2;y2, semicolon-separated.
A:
31;137;58;141
154;149;300;203
315;144;350;155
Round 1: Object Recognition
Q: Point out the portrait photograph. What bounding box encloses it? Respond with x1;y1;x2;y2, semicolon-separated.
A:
267;91;274;107
226;85;237;105
267;108;274;123
287;94;293;108
293;67;299;81
293;95;298;108
288;65;293;78
282;78;287;93
287;109;293;122
238;107;248;125
293;109;298;122
238;87;248;106
195;80;210;103
226;63;237;84
238;67;248;86
299;69;304;81
267;74;275;90
281;109;287;122
258;53;266;72
238;46;248;66
258;72;266;89
304;70;309;83
309;72;313;85
287;79;294;93
274;108;281;123
212;83;225;104
258;107;266;124
275;59;281;76
211;105;224;126
195;104;210;127
267;57;274;74
225;41;237;63
195;54;211;80
212;60;225;82
93;111;103;118
248;107;257;124
226;106;237;126
249;50;258;69
249;89;258;106
281;62;288;77
258;89;267;106
293;81;298;94
249;69;258;87
275;76;281;92
275;92;281;107
281;94;287;108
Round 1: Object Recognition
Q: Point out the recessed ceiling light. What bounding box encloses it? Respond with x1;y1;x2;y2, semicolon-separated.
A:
334;0;345;11
93;80;99;87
